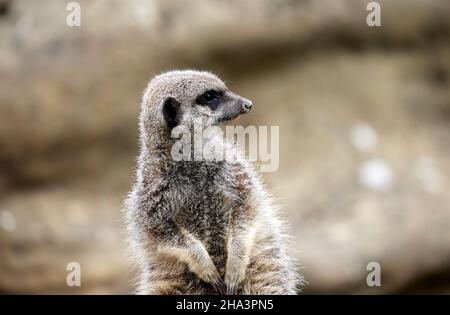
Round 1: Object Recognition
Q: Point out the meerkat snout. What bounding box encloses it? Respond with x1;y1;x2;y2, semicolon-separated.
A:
210;91;253;125
241;98;253;113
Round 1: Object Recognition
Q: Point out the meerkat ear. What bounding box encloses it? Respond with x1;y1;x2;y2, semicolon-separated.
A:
162;97;182;129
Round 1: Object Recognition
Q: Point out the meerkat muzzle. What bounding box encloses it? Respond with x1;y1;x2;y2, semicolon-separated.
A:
241;98;253;113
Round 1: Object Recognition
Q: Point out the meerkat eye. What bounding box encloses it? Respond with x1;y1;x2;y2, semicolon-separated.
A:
196;90;222;106
203;90;219;102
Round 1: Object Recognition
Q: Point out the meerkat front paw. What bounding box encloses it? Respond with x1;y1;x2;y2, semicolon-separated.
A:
224;264;246;295
187;241;223;290
225;272;244;295
190;258;223;289
200;263;224;291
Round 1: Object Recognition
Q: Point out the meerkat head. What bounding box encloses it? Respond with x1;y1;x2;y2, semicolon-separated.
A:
141;70;253;138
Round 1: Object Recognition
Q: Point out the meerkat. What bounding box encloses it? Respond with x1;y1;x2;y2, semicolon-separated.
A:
124;70;300;295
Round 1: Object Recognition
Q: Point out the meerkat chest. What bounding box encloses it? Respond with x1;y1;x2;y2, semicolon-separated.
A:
175;163;246;234
173;162;251;273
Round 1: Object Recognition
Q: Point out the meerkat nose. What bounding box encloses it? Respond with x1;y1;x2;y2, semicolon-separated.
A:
241;98;253;113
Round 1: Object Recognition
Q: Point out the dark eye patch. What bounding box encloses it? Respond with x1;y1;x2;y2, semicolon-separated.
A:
196;90;223;110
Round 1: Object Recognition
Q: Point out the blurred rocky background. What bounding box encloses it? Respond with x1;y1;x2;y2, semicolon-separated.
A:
1;0;449;294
